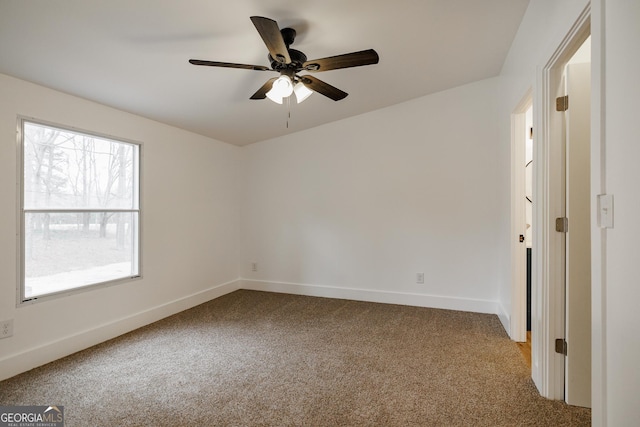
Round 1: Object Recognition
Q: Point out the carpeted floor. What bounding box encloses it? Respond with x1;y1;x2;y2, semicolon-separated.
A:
0;290;590;426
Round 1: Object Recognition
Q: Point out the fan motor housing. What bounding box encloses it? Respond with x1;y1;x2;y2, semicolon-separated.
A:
269;48;307;71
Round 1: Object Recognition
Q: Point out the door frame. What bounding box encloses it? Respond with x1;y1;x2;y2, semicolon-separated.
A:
531;4;591;400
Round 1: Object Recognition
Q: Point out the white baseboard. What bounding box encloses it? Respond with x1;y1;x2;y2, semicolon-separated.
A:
0;279;240;382
497;302;511;337
239;279;499;314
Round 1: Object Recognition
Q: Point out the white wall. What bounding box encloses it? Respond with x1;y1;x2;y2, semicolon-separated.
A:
599;0;640;424
240;78;502;313
0;73;242;381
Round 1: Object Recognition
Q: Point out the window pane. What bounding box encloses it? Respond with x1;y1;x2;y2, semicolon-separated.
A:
24;212;139;298
23;122;138;210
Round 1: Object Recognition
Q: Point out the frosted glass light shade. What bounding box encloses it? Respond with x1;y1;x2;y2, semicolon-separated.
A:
294;82;313;103
265;91;283;104
269;76;294;97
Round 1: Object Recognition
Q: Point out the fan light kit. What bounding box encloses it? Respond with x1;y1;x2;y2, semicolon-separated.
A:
266;76;314;104
189;16;379;105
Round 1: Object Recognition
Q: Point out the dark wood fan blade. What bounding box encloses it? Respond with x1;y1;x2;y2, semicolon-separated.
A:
303;49;379;72
250;77;278;99
189;59;271;71
300;75;348;101
250;16;291;64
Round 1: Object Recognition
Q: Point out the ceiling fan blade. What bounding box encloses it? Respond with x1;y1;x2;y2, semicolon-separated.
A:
250;77;279;100
189;59;271;71
300;75;348;101
250;16;291;64
303;49;379;72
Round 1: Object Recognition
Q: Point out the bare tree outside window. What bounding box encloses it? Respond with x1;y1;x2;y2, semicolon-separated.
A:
21;120;140;301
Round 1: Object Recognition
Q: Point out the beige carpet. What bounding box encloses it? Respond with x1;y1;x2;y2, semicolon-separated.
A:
0;290;590;426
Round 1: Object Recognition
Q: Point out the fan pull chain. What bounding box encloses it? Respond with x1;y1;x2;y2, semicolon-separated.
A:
286;96;291;129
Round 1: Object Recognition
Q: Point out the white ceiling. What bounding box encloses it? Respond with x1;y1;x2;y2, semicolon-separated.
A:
0;0;529;146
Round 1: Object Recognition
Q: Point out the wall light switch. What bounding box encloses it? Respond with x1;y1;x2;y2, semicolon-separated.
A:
597;194;614;229
416;273;425;284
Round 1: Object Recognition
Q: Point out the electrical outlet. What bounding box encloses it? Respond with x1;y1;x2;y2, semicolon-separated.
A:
251;262;258;272
416;273;425;284
1;319;14;339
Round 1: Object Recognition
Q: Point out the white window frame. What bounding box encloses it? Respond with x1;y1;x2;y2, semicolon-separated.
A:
17;117;142;305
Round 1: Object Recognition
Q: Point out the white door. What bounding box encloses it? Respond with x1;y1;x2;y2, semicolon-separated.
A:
564;61;591;408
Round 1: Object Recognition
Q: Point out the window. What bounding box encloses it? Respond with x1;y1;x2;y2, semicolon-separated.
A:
19;119;141;303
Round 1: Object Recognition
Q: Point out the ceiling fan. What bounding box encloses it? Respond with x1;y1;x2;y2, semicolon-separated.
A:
189;16;379;104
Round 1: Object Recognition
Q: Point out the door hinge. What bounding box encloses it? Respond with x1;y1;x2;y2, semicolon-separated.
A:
555;217;569;233
555;338;567;355
556;95;569;111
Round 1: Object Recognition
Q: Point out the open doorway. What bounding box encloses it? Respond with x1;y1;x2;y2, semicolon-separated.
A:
511;94;533;366
510;22;591;410
525;105;533;336
525;6;591;405
522;105;534;367
510;90;534;352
